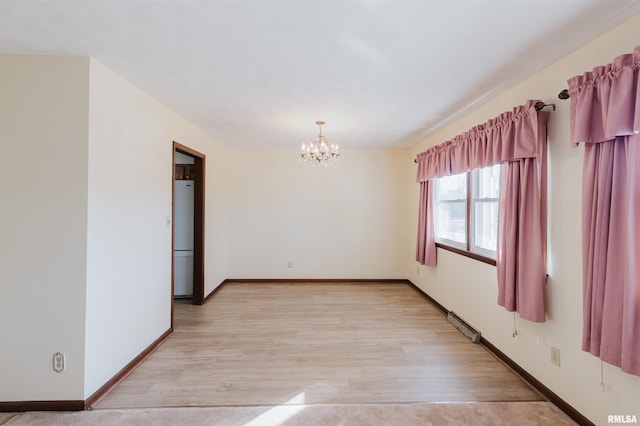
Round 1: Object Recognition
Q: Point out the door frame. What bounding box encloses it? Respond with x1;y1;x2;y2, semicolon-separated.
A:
172;141;206;326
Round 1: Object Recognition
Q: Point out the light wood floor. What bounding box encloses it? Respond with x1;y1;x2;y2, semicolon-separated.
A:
96;282;542;408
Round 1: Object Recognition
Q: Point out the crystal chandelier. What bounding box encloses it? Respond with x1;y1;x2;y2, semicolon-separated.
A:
300;121;340;166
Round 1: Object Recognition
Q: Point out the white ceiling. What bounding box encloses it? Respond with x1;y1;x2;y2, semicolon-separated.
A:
1;1;638;148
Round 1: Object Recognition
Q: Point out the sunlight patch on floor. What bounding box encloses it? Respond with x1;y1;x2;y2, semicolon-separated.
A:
244;392;306;426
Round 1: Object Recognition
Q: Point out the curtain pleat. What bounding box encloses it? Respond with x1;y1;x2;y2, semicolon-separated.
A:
416;181;436;266
622;138;640;375
496;164;519;312
570;45;640;376
581;137;640;376
497;157;545;322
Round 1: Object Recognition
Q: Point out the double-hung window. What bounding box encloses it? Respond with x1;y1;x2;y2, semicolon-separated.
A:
433;164;500;263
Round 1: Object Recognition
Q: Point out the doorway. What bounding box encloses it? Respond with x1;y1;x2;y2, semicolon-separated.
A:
172;142;205;327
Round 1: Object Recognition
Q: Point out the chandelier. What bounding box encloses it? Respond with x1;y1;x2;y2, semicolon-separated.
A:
300;121;340;166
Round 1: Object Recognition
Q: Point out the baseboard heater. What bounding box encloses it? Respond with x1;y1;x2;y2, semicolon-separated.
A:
447;311;481;343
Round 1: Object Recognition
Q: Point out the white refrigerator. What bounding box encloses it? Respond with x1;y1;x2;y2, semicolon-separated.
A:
174;180;194;297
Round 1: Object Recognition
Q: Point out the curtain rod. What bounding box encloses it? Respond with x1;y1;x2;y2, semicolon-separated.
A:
413;101;555;163
534;101;556;111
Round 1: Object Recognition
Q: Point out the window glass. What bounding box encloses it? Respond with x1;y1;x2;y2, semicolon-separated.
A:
436;173;467;200
473;200;498;252
472;165;500;255
433;165;501;260
474;164;500;198
434;173;467;246
435;200;466;244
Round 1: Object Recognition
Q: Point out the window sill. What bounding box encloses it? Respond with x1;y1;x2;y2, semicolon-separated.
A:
435;243;497;266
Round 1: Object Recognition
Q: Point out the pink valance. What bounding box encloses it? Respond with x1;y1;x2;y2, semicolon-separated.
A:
568;45;640;146
416;99;543;182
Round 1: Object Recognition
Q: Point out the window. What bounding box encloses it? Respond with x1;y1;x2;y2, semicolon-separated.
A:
434;165;500;262
434;172;467;248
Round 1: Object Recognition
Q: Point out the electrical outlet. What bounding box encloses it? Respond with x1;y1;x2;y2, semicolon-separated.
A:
53;352;65;373
287;260;293;269
416;266;420;275
550;346;560;367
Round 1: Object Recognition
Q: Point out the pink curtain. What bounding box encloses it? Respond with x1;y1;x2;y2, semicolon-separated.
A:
568;45;640;376
496;110;548;322
415;100;549;322
416;180;437;266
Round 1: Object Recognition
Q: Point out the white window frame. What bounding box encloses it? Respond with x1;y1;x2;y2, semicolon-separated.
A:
433;165;501;263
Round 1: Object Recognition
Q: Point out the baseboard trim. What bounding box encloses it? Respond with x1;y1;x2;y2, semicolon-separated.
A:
0;329;173;412
0;400;85;412
480;338;593;426
406;282;448;315
203;280;229;303
406;280;593;426
224;278;410;284
83;327;173;410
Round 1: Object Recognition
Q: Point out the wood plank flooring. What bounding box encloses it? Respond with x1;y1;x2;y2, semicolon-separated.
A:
96;282;542;408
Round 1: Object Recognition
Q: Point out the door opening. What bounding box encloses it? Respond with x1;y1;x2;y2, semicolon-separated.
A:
172;142;205;327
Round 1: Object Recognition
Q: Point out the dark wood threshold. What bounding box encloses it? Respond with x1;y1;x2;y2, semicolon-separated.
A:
84;327;173;410
407;280;593;426
0;400;84;412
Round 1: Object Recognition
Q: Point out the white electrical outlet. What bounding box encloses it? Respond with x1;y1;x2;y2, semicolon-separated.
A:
287;260;293;269
53;352;65;373
416;266;420;275
550;346;560;367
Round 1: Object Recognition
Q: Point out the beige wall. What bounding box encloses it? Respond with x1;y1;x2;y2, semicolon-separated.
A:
407;15;640;424
0;55;231;401
0;56;90;400
225;147;409;279
84;58;229;397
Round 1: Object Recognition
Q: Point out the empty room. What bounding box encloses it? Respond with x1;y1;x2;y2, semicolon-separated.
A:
1;1;639;425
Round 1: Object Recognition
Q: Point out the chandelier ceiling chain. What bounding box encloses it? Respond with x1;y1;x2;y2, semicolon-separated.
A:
299;121;340;166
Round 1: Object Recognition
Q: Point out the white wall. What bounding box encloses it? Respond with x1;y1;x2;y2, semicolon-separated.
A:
407;16;640;424
84;58;229;398
0;55;230;401
226;147;409;279
0;56;90;400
